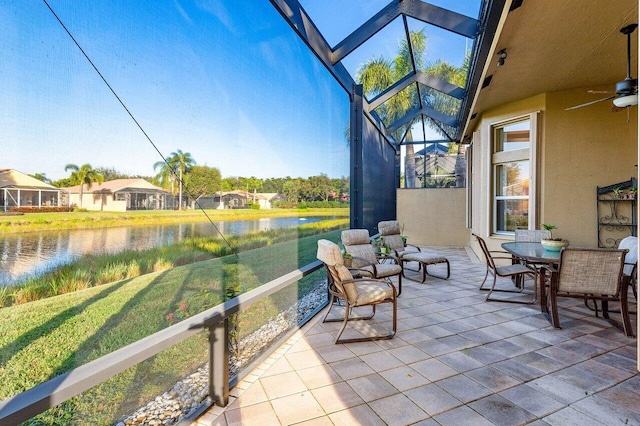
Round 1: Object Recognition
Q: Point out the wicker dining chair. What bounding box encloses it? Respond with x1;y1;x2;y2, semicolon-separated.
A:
474;234;538;304
543;248;634;337
317;239;397;344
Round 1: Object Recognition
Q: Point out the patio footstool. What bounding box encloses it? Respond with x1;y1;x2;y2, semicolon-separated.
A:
402;252;450;283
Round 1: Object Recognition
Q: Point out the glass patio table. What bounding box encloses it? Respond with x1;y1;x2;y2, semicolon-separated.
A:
501;241;561;313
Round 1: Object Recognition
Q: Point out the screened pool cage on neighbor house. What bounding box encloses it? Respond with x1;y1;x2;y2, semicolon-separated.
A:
0;0;533;424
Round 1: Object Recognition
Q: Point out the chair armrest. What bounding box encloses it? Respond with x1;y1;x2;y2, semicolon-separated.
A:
406;244;421;252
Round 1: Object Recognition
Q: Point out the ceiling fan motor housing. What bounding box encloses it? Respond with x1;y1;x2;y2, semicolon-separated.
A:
616;78;638;95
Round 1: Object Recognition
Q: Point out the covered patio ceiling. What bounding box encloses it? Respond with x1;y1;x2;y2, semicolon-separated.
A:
464;0;639;140
269;0;506;147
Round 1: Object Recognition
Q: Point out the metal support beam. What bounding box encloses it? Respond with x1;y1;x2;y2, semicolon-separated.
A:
350;84;364;229
368;71;465;110
269;0;355;93
332;0;479;65
209;318;229;407
386;105;456;134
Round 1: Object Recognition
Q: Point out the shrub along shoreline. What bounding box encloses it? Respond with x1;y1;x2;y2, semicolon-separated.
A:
0;207;348;234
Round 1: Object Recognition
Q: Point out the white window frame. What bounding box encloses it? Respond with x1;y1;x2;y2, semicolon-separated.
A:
491;112;539;235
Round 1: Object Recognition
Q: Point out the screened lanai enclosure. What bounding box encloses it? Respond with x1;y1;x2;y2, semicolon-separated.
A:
1;1;508;424
273;0;505;231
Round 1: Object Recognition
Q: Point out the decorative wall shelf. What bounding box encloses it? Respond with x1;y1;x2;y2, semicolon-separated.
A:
597;177;637;248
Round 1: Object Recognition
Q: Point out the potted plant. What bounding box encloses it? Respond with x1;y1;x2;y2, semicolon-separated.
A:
342;252;353;267
372;236;384;253
401;223;408;246
612;187;624;199
380;238;389;255
541;223;569;251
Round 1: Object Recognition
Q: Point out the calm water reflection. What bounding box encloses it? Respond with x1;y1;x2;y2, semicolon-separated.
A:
0;216;335;285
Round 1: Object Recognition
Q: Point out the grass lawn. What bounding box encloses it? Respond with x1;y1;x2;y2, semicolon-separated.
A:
0;228;342;424
0;207;348;234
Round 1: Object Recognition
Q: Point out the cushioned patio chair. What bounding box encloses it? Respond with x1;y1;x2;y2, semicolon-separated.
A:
341;229;404;295
317;239;397;344
543;248;633;337
475;234;538;304
378;220;450;284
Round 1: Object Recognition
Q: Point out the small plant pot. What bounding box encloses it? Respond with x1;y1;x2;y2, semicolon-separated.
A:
343;257;352;267
541;239;569;252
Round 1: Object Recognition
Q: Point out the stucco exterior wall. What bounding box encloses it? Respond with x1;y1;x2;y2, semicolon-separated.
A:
467;88;637;255
70;194;127;212
396;188;469;246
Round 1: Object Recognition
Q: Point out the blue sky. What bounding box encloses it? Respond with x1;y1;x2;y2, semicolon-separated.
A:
3;1;479;181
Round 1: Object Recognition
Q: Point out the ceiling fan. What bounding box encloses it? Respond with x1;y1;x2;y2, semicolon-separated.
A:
566;23;638;111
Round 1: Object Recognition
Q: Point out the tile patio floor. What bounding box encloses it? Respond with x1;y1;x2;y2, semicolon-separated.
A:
193;247;639;426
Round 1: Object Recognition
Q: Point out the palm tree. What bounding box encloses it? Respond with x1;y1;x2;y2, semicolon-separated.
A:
356;30;468;188
64;163;104;208
154;150;195;209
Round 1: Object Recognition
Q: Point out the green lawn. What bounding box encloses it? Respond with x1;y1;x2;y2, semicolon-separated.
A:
0;228;341;424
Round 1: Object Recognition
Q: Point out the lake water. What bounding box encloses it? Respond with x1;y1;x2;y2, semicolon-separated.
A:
0;216;336;286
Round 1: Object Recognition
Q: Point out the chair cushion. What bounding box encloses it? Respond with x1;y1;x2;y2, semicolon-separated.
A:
383;234;405;252
341;229;371;246
345;244;377;267
353;282;394;306
359;263;402;278
317;239;344;267
403;252;447;264
378;221;401;236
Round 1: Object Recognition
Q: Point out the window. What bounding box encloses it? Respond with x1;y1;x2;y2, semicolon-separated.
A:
491;115;537;233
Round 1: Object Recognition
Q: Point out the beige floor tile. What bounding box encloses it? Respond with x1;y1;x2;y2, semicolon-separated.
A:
297;364;343;390
227;381;268;409
380;365;431;391
260;371;308;399
368;393;429;426
347;373;398;402
360;350;405;372
328;404;387;426
224;401;280;426
311;382;364;413
270;391;325;424
261;356;294;377
285;349;326;369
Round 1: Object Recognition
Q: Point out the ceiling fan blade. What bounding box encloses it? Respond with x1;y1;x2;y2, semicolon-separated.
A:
587;89;614;94
565;96;617;111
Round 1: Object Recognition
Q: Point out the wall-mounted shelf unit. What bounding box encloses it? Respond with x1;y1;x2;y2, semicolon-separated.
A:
597;177;637;248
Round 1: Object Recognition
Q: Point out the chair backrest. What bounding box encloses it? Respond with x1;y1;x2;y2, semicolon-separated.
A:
557;248;627;296
317;239;358;302
618;236;637;277
378;220;404;251
515;229;551;242
475;234;496;271
341;229;377;267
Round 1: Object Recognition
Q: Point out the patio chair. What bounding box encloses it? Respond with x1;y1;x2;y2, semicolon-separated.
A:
341;229;404;295
474;234;538;304
377;220;450;283
586;236;638;316
515;229;551;242
543;248;633;337
317;239;397;344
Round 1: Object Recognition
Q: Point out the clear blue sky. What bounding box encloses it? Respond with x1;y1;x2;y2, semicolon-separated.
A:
3;1;479;181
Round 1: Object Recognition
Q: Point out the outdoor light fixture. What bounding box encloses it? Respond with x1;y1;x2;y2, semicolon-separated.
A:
497;49;507;67
613;94;638;107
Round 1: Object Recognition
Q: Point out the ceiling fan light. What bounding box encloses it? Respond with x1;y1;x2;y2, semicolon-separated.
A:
613;94;638;108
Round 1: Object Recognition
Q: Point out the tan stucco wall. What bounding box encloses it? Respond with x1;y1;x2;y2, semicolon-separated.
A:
468;88;638;255
544;88;637;246
397;188;469;246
